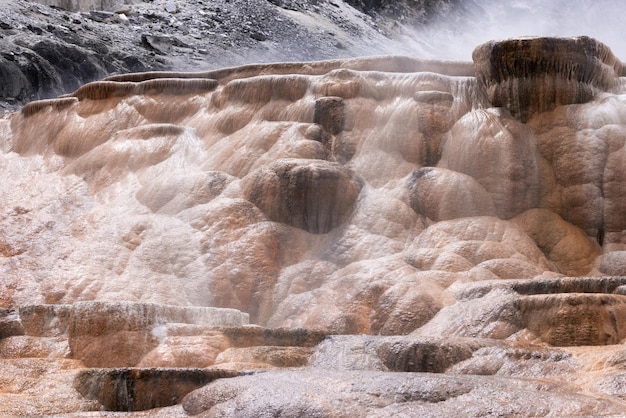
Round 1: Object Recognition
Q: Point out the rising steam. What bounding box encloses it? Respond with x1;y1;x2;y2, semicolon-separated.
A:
399;0;625;60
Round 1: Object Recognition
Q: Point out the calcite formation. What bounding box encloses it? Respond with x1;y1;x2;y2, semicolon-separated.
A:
473;36;624;122
3;36;626;415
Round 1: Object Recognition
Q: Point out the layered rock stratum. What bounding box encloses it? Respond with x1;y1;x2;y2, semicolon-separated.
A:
4;1;626;417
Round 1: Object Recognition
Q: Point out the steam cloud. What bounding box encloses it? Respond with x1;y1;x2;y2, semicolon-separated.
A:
400;0;625;60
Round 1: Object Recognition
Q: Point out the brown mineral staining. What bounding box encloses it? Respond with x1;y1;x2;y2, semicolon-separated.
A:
20;97;78;118
473;36;624;122
72;78;218;101
242;158;362;233
517;293;626;346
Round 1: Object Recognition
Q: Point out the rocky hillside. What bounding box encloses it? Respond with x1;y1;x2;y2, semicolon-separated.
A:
0;0;459;112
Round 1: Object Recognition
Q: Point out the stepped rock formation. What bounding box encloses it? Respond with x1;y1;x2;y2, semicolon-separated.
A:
4;36;626;415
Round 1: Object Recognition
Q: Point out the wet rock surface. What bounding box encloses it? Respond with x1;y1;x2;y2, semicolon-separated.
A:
473;36;624;122
418;276;626;345
181;368;626;417
243;159;363;233
74;367;240;411
4;3;626;415
0;302;330;415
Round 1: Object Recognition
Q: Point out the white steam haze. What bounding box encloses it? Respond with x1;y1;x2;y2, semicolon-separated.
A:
399;0;625;60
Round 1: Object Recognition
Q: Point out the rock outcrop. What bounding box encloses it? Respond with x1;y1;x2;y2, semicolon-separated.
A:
473;36;624;122
74;368;239;411
4;37;626;331
242;159;363;233
32;0;142;11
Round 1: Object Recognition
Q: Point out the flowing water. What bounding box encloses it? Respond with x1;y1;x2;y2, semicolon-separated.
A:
3;2;626;414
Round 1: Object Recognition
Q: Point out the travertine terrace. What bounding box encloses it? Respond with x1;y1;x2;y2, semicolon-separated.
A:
4;36;626;415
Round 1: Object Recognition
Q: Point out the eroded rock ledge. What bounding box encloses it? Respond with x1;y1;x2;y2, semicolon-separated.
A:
419;276;626;346
473;36;625;121
74;367;240;412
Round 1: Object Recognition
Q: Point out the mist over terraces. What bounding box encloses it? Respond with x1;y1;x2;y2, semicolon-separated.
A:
4;1;626;417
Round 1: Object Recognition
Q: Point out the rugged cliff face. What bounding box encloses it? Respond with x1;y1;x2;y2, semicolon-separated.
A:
3;34;626;415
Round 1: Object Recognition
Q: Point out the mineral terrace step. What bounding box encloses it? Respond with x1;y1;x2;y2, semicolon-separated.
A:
74;367;242;411
0;301;250;339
